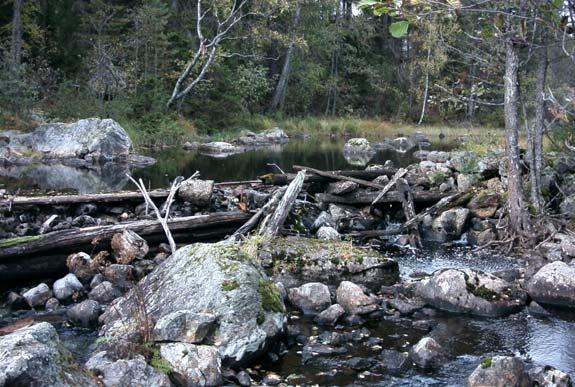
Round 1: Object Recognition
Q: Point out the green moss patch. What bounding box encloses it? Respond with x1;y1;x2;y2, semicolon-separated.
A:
221;279;239;292
0;235;44;248
480;356;493;369
258;279;284;313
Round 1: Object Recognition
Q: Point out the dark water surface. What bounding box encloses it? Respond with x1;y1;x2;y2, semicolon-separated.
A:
0;137;454;193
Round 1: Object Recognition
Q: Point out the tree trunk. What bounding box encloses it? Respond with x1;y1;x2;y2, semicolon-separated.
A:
504;36;528;234
530;39;547;212
268;1;301;114
11;0;23;75
417;44;431;126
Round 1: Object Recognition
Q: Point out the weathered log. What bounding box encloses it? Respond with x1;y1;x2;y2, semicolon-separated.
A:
0;212;251;260
293;165;387;190
397;178;421;247
316;190;448;206
227;187;287;242
370;168;408;209
261;170;306;237
259;168;398;186
1;180;262;209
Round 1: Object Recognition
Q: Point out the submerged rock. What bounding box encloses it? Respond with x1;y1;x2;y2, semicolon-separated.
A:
415;268;526;317
100;242;286;366
258;237;399;291
287;282;331;315
409;337;448;369
0;322;94;386
467;356;530;387
526;261;575;308
86;351;171;387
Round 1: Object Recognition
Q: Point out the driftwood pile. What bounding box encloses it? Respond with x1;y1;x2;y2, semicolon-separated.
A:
0;165;462;286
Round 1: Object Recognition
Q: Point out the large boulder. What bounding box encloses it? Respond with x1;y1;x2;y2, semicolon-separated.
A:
467;356;530;387
257;237;399;292
0;322;94;386
336;281;378;315
20;118;131;161
100;242;286;366
85;351;171;387
237;128;288;146
525;261;575;308
415;268;526;317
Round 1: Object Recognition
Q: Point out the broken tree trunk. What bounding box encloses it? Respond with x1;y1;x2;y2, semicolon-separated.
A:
227;187;287;242
2;180;262;210
370;168;408;209
0;212;251;260
261;170;306;237
397;178;421;248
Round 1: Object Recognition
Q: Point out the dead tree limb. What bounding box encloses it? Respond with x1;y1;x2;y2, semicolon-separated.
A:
227;187;287;242
293;165;386;190
397;178;422;248
370;168;408;209
261;170;306;237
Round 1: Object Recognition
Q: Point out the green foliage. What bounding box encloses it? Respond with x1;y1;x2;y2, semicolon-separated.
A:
221;279;239;292
480;357;493;369
149;347;172;374
389;21;409;38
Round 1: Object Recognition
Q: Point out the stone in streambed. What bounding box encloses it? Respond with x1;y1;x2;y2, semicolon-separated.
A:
111;229;149;264
336;281;378;315
160;343;222;386
526;261;575;308
287;282;331;315
467;356;530;387
22;283;52;308
409;337;448;369
53;273;84;301
67;299;101;328
314;304;345;326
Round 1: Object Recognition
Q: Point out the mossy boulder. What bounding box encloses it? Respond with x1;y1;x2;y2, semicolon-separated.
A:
257;236;399;292
99;242;286;366
415;268;526;317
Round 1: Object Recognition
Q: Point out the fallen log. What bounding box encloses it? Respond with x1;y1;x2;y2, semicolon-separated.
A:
370;168;408;209
1;180;262;209
259;168;398;186
261;170;306;237
316;190;449;206
0;212;251;260
396;178;421;247
293;165;386;190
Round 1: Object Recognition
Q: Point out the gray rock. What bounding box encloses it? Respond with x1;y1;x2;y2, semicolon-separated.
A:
111;230;149;264
467;356;530;387
314;304;345;326
89;281;122;304
287;283;331;315
428;151;450;163
22;283;52;308
16;118;132;161
316;226;340;241
528;365;573;387
336;281;378;315
160;343;222;386
344;138;374;154
467;193;500;218
261;372;282;386
100;242;285;366
178;178;214;207
0;322;94;386
103;264;135;291
457;173;476;191
409;337;448;369
85;351;171;387
90;274;105;289
236;370;251;386
68;299;102;328
152;311;217;343
560;195;575;218
415;268;527;317
260;127;289;143
526;261;575;308
326;181;359;195
53;273;84;301
199;142;242;157
67;252;96;284
46;298;60;311
375;349;409;373
425;208;470;241
6;291;27;310
258;237;399;292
